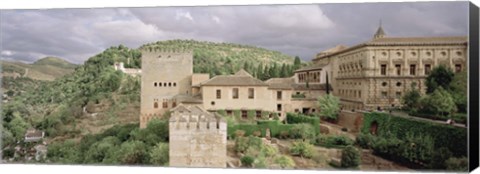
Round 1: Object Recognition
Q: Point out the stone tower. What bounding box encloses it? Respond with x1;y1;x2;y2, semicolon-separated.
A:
373;20;386;39
140;48;193;128
169;104;227;168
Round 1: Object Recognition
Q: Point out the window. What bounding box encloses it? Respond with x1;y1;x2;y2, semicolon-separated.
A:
277;91;282;100
248;88;254;99
162;100;168;108
226;110;233;116
173;82;176;87
382;82;388;87
396;92;402;98
168;82;171;87
410;64;416;75
232;88;239;99
277;104;282;111
172;100;177;108
163;82;167;86
216;89;221;99
159;82;162;87
359;91;362;98
154;82;157;87
395;64;401;75
424;64;431;75
396;82;402;87
241;110;247;119
256;110;262;118
211;101;215;106
381;91;388;98
380;64;387;75
455;64;462;73
154;102;158;109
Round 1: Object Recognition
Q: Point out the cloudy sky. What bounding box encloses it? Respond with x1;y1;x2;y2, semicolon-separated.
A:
0;1;469;64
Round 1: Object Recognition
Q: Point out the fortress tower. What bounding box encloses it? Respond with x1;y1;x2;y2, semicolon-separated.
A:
140;48;193;128
169;104;227;168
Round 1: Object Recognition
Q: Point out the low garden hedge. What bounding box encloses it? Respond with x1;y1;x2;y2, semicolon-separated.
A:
286;112;320;134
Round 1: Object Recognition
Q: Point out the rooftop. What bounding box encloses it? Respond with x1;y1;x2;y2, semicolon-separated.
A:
201;69;268;86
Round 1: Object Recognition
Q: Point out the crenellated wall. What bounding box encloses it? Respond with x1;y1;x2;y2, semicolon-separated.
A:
169;106;227;168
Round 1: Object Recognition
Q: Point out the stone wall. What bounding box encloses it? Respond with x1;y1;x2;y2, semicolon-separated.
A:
337;110;364;133
140;49;193;128
169;106;227;168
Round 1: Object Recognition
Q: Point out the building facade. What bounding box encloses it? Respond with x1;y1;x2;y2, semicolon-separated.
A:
312;25;468;110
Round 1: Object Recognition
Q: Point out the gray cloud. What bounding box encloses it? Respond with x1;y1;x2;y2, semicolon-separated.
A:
0;2;468;64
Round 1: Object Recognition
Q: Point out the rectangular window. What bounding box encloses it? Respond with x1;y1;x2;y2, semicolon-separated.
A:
380;64;387;75
395;64;401;75
172;100;176;108
359;91;362;98
248;88;254;99
241;110;247;119
256;110;262;118
381;91;388;99
396;92;402;98
226;110;233;116
216;89;221;99
455;64;462;73
277;91;282;100
277;104;282;111
424;64;431;75
410;64;416;75
162;101;168;108
232;88;239;99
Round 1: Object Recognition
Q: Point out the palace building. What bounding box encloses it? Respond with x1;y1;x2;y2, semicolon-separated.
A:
312;25;468;110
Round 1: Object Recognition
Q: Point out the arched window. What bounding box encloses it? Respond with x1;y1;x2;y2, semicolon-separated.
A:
159;82;162;87
154;82;157;87
154;102;158;108
168;82;172;87
173;82;176;87
163;82;167;86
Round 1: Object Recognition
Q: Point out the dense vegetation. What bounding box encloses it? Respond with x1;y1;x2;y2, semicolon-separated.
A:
401;65;467;123
357;112;467;171
46;119;169;165
141;39;305;79
2;45;142;158
2;40;308;163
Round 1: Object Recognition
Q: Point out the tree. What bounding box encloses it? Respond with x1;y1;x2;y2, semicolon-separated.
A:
341;145;360;168
426;65;454;94
280;63;287;77
401;84;422;111
116;140;149;164
421;87;457;117
449;70;467;113
289;141;315;158
317;94;340;120
293;56;301;70
150;142;169;166
256;63;264;79
8;112;30;141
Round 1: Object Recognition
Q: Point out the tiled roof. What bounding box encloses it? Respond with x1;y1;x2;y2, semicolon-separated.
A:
292;83;332;90
265;78;294;90
315;36;468;60
201;69;268;86
294;63;328;72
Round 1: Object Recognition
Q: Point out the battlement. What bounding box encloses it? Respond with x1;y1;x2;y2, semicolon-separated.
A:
169;104;226;131
141;46;193;54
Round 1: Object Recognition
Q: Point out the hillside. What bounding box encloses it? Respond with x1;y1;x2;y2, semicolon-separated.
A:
1;57;78;81
141;40;304;79
1;41;307;163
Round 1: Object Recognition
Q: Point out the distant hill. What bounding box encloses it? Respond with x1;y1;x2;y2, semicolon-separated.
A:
1;57;78;81
140;40;302;78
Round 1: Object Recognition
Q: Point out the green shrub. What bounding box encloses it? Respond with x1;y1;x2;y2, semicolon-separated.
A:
429;147;452;169
288;123;315;140
235;137;249;153
341;145;360;168
241;155;255;167
445;157;468;171
362;112;467;157
149;142;169;166
279;131;289;139
286;112;320;134
235;130;246;137
355;133;375;149
316;134;354;148
274;155;295;169
289;141;315;158
247;110;256;120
